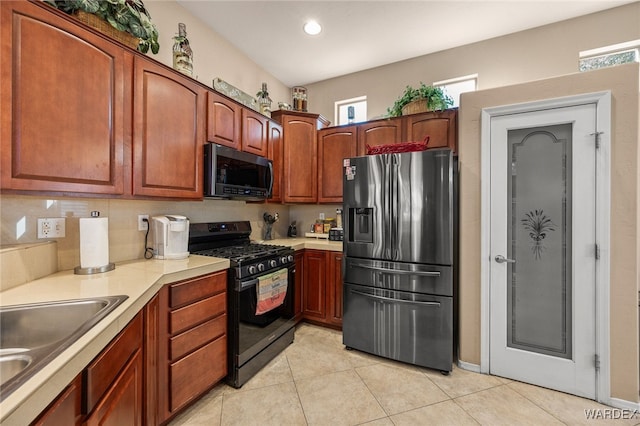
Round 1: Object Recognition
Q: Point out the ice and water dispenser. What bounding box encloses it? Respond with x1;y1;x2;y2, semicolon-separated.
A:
348;207;374;243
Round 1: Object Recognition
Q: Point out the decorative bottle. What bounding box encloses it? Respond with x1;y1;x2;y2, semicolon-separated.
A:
256;82;272;117
172;23;193;77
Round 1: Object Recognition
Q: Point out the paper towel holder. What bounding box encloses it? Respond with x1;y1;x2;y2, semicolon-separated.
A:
74;211;115;275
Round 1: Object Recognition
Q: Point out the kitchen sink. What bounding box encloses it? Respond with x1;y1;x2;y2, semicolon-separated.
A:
0;295;128;401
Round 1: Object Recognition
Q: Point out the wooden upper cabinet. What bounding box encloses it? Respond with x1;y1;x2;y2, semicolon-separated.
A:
241;108;268;157
271;110;329;203
207;91;240;150
403;109;458;152
267;121;283;203
0;1;128;194
356;119;403;156
317;126;357;203
133;56;205;199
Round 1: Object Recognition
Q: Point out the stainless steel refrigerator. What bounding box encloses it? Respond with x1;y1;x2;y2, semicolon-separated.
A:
342;148;456;373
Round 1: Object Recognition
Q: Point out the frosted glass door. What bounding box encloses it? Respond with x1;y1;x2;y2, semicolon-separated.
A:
489;103;597;399
507;124;572;358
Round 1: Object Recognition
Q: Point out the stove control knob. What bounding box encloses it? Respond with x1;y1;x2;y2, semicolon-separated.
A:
269;259;277;268
287;255;294;263
281;256;288;264
257;263;265;272
248;265;257;275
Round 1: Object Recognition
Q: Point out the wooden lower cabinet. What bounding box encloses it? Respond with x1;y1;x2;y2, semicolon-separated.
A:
158;271;228;423
293;250;305;322
84;313;143;425
84;351;143;426
32;271;229;426
32;375;83;426
302;250;343;328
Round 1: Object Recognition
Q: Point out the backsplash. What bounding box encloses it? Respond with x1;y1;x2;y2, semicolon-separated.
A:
0;195;289;272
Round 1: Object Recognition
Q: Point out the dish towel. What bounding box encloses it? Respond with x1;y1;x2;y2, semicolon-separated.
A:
256;268;288;315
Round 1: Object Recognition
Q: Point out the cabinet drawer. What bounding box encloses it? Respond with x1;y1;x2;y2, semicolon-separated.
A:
170;292;226;335
170;314;226;361
170;272;226;308
170;334;227;412
85;313;142;414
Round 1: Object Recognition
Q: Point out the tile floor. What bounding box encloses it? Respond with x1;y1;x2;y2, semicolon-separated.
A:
169;324;638;426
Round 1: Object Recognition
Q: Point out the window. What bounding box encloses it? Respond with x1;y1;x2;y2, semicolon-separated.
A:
433;74;477;108
335;96;367;126
579;40;639;72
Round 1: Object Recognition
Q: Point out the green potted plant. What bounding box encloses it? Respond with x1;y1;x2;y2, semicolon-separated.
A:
387;82;453;117
45;0;160;54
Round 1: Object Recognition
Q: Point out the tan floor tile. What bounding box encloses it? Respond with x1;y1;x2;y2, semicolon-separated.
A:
220;381;306;426
240;352;293;391
425;364;505;398
390;400;480;425
285;335;354;381
169;384;225;425
296;369;387;425
508;381;640;425
356;363;449;415
455;385;564;425
359;418;395;426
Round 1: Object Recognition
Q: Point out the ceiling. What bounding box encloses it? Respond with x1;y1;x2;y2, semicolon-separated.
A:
177;1;634;87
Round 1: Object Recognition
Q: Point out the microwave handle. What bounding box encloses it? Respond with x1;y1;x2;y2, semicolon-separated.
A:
267;161;274;197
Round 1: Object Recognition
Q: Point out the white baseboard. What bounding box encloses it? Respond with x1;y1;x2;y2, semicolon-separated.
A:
457;360;481;373
606;397;640;411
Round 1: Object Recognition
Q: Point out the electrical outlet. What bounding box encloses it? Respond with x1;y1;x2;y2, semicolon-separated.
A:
37;218;66;238
138;214;149;231
319;212;325;220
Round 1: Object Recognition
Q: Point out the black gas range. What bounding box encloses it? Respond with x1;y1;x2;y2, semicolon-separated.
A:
188;221;296;388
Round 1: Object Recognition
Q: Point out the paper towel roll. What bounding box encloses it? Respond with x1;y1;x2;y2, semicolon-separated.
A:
79;216;110;268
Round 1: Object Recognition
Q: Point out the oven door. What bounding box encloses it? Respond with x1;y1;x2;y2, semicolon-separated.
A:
230;263;295;368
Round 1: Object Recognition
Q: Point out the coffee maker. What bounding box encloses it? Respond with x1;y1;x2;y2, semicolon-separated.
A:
151;215;189;259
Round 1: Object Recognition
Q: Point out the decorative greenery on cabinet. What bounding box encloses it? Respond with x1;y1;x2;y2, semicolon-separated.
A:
45;0;160;54
387;83;453;117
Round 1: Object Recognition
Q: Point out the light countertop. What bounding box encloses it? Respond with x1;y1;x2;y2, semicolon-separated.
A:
0;238;342;424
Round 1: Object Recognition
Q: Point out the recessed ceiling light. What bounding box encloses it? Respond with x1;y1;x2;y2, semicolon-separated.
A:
303;20;322;36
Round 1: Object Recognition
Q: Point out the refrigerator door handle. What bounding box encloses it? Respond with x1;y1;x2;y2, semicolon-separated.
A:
390;155;399;260
349;289;442;307
384;156;393;259
351;263;441;277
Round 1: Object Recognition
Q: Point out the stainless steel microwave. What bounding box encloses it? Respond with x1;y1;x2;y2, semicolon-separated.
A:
204;144;273;200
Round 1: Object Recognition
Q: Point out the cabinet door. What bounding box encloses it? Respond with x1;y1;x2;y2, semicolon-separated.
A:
303;250;327;321
85;313;143;425
403;109;457;152
293;250;305;322
317;126;357;203
267;121;283;203
133;56;205;199
328;251;343;327
356;119;403;156
1;1;127;194
84;351;143;426
282;115;318;203
242;109;268;157
207;91;240;150
32;375;82;426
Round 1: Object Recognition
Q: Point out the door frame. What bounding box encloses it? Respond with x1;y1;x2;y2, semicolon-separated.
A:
480;91;611;403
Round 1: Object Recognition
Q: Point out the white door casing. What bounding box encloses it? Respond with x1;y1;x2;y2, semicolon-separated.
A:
479;92;611;403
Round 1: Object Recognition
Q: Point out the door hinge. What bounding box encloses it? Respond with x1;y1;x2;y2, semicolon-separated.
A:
595;243;600;260
590;131;604;149
594;354;601;371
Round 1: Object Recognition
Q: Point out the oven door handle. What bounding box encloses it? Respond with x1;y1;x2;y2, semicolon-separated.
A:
239;278;259;290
